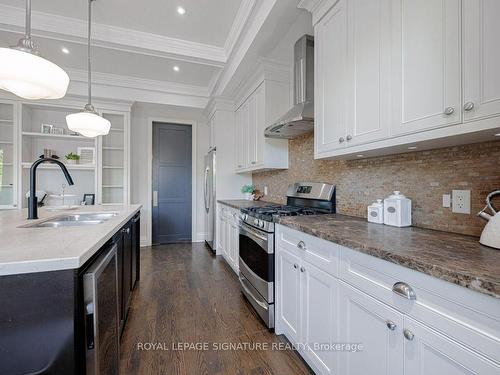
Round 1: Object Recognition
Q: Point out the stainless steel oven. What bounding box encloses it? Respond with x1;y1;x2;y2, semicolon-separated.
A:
238;221;274;328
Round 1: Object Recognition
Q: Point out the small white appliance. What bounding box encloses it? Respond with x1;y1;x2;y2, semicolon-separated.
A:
384;191;412;227
478;190;500;250
368;199;384;224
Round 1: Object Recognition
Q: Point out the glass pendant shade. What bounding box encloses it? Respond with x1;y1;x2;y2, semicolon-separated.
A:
66;107;111;138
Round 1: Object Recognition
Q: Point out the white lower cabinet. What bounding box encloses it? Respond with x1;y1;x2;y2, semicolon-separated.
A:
275;224;500;375
338;281;404;375
217;204;239;274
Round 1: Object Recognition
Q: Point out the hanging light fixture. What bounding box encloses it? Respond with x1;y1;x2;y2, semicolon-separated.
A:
0;0;70;100
66;0;110;138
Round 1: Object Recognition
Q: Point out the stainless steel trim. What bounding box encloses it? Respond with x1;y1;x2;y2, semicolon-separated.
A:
239;257;274;303
403;329;414;341
239;222;274;254
392;282;417;300
286;181;336;201
239;273;274;329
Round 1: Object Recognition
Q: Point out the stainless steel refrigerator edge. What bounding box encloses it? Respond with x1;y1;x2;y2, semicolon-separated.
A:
204;148;216;251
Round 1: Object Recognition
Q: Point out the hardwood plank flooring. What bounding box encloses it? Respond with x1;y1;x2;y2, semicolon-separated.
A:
120;242;313;375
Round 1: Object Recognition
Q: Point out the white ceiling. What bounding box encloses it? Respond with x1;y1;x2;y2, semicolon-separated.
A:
1;0;243;46
0;30;218;86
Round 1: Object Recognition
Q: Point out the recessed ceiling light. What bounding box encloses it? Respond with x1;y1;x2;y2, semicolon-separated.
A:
176;6;186;15
173;65;180;72
61;47;70;54
495;133;500;137
408;146;418;150
356;154;364;158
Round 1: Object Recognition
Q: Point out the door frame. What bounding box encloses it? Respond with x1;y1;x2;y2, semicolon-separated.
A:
146;117;197;246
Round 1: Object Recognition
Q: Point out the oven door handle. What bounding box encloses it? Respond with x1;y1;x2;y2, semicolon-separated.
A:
239;276;268;311
239;222;268;243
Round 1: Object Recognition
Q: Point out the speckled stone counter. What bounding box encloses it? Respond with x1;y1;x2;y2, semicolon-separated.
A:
277;214;500;299
217;199;274;210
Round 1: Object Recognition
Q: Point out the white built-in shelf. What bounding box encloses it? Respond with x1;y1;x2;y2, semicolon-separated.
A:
103;147;124;151
102;185;124;188
0;140;13;144
21;162;96;170
0;119;13;123
102;165;124;169
22;132;93;141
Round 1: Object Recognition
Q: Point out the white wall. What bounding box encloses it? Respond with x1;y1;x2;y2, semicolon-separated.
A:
130;102;209;246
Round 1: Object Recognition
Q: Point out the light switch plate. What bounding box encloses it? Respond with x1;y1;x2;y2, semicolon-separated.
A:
442;194;451;208
452;190;471;214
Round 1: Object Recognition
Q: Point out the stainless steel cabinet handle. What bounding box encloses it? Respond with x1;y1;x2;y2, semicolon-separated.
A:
153;190;158;207
297;241;306;250
237;164;243;168
251;161;256;165
339;137;345;143
392;282;416;300
346;135;352;141
444;107;455;115
293;263;298;269
300;266;306;273
463;102;474;111
403;329;414;341
386;320;397;331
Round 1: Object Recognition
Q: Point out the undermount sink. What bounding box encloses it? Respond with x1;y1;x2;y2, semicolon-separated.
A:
22;212;119;228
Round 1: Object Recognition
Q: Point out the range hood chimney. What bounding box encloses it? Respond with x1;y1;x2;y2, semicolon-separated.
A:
265;35;314;139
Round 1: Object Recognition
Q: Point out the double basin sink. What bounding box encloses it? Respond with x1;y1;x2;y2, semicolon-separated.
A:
23;212;119;228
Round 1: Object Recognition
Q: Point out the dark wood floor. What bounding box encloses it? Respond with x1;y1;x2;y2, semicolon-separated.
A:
120;242;313;375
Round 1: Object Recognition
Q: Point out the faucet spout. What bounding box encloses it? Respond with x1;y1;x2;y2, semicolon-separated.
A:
28;157;75;220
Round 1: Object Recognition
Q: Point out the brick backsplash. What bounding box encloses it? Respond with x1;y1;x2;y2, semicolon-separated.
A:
252;134;500;237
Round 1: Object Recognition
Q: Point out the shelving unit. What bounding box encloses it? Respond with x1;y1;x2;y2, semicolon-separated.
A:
0;100;17;208
21;162;96;170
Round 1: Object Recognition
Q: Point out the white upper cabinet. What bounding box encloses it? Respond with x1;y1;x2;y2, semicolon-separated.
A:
235;78;290;173
305;0;500;159
0;100;17;209
392;0;461;135
315;0;392;158
463;0;500;122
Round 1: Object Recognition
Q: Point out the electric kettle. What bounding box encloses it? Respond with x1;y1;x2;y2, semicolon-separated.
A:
478;190;500;249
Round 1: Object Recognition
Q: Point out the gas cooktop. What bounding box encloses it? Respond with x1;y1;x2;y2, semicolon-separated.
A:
242;204;326;221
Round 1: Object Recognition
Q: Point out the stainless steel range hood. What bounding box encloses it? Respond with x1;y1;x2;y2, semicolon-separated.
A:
265;35;314;139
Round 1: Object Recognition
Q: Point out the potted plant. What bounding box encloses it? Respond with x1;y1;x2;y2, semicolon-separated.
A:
241;184;255;201
65;152;80;165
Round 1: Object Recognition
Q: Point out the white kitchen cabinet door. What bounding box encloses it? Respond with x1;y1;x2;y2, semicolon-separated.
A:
338;282;404;375
345;0;391;146
228;213;239;272
301;262;339;375
235;105;248;171
247;94;258;167
219;208;227;257
254;83;265;167
276;248;302;344
391;0;461;136
463;0;500;123
314;0;349;157
404;316;500;375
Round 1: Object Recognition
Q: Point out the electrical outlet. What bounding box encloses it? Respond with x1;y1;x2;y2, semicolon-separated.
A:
264;186;268;196
452;190;471;214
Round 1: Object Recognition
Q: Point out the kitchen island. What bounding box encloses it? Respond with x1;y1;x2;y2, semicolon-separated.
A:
0;205;141;375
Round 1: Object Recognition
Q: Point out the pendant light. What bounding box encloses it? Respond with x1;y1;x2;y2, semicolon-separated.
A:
0;0;70;100
66;0;110;138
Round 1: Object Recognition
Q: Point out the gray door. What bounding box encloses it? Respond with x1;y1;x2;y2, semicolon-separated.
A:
152;123;192;244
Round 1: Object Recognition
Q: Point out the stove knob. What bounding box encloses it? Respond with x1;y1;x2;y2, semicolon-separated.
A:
259;220;265;228
254;218;259;225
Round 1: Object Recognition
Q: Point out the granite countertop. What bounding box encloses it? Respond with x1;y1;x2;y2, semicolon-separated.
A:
277;214;500;299
0;204;141;276
217;199;275;210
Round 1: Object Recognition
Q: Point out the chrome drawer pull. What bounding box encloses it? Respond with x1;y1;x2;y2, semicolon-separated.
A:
297;241;306;250
392;282;416;300
386;320;396;331
293;263;298;269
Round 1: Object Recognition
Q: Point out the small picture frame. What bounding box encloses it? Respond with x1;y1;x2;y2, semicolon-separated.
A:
51;127;64;135
77;147;95;165
82;194;95;205
41;124;53;134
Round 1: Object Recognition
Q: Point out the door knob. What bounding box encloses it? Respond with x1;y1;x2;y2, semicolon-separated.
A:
297;241;306;250
346;135;352;141
293;263;298;269
300;266;306;273
444;107;455;115
339;137;345;143
386;320;397;331
463;102;474;111
403;329;414;341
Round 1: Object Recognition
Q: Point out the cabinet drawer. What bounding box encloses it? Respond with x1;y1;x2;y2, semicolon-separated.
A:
340;246;500;363
276;225;340;278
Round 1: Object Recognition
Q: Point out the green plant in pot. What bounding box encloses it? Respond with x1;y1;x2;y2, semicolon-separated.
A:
241;184;255;201
65;152;80;165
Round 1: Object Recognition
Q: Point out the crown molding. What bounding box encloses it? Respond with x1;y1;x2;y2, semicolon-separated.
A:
223;0;256;57
0;4;226;66
204;97;235;119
